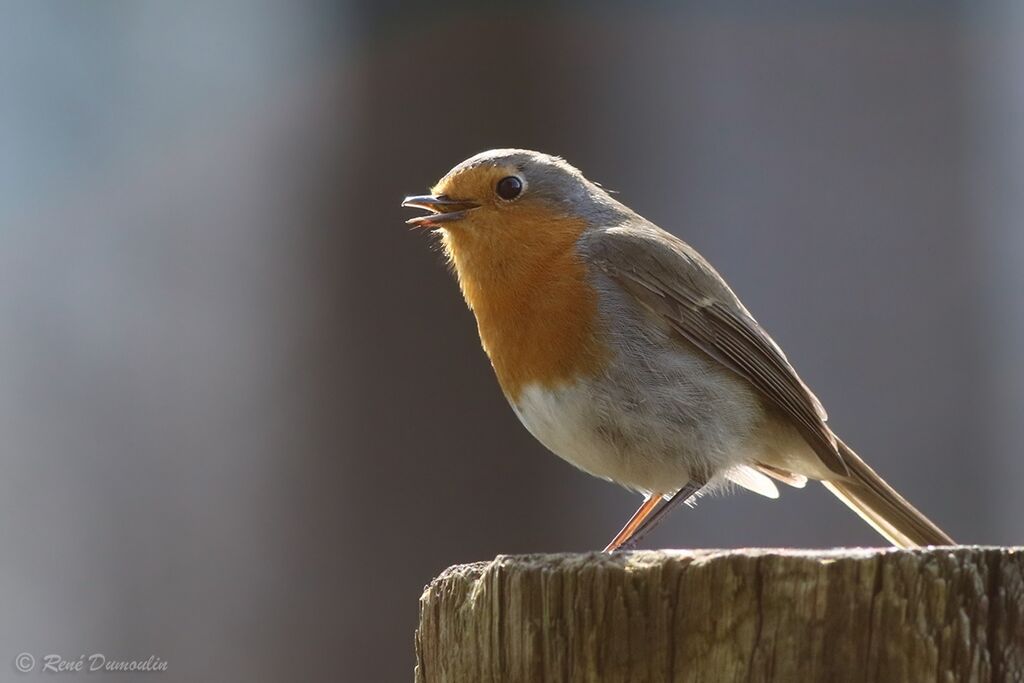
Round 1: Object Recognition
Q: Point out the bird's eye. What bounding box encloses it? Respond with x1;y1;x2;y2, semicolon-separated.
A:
495;176;523;201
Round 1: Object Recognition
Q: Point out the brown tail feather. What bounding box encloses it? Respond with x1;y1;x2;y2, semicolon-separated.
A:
822;439;954;548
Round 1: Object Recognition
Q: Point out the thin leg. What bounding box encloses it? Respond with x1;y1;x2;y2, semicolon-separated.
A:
603;493;664;552
617;478;706;551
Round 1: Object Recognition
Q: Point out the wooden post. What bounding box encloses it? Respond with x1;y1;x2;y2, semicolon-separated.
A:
415;547;1024;682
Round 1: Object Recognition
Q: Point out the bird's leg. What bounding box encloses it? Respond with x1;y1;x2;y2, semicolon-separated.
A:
615;478;707;551
603;493;664;552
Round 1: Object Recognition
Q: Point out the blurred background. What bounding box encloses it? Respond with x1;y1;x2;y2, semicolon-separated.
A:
2;1;1022;680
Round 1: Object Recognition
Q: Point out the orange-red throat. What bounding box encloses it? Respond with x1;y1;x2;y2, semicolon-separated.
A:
437;203;608;403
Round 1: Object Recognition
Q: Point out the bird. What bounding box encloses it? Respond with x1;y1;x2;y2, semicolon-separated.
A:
402;149;954;551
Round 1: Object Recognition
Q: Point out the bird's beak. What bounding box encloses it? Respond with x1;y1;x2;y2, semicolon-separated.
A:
401;194;480;227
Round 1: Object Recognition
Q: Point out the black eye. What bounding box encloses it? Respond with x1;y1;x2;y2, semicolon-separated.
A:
495;176;523;200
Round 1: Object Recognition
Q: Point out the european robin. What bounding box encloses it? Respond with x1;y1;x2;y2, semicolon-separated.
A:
402;149;954;550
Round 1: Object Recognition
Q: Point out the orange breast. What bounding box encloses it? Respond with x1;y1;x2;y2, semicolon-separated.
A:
442;213;608;402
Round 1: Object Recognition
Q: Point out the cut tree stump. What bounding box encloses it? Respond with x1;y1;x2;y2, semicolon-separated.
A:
415;547;1023;682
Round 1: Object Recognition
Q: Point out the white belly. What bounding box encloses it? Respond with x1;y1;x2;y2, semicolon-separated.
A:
510;381;701;495
511;383;621;482
509;375;775;497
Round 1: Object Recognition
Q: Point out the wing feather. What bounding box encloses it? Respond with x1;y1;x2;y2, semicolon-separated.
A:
590;225;847;476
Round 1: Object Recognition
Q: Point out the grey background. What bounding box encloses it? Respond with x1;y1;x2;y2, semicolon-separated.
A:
1;2;1022;681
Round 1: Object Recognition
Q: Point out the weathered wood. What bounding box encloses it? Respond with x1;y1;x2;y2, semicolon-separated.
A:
415;547;1024;682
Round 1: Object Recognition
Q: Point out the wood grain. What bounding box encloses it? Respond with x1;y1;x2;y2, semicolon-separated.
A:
415;548;1024;682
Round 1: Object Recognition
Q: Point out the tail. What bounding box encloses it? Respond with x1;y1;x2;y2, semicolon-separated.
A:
822;439;954;548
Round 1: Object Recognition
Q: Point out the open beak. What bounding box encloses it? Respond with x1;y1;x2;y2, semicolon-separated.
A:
401;194;480;228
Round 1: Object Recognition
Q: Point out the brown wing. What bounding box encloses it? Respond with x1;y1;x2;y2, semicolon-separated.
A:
589;224;848;476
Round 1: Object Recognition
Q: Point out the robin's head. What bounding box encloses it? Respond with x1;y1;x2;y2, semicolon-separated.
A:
402;150;618;396
402;149;619;239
